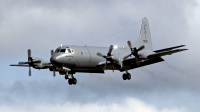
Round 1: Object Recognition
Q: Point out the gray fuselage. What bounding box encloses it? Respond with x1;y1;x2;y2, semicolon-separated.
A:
50;45;132;73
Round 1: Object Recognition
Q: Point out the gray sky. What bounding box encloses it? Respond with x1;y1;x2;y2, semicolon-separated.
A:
0;0;200;112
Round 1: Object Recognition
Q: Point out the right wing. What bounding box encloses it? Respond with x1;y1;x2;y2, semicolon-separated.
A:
10;63;54;68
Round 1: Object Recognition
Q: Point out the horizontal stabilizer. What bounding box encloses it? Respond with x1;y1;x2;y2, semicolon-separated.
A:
154;45;185;53
148;49;188;58
10;64;29;67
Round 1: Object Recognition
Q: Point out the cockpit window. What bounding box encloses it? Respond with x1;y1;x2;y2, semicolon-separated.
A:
60;49;66;52
65;49;70;53
55;48;60;53
68;49;71;53
55;47;74;54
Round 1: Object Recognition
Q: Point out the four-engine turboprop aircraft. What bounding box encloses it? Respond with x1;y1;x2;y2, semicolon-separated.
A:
10;17;188;85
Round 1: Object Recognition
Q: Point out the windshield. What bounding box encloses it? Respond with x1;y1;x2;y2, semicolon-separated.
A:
60;49;66;52
55;48;60;53
55;47;74;54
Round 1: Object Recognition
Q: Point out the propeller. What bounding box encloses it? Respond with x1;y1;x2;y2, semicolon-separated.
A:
97;45;117;72
124;41;145;65
18;49;41;76
51;50;56;77
28;49;32;76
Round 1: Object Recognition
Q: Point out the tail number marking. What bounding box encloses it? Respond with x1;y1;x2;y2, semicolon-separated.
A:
143;40;148;43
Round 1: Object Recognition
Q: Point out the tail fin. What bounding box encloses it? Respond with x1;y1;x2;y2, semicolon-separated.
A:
134;17;153;51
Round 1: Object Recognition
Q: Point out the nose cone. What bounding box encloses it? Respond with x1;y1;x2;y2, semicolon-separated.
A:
50;53;63;66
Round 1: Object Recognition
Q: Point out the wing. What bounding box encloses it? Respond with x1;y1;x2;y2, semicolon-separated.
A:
122;57;164;71
10;64;30;67
153;45;185;53
10;63;54;69
148;45;188;58
42;63;54;68
122;45;187;71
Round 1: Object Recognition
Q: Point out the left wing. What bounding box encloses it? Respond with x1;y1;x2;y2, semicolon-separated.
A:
122;45;187;70
148;46;188;59
153;45;186;53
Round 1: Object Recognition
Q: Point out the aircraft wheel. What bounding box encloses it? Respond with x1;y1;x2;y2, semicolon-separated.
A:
127;73;131;80
72;78;77;85
65;75;68;80
122;74;127;80
68;79;73;85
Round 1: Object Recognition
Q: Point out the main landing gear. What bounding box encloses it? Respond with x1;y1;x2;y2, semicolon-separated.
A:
122;71;131;80
65;73;77;85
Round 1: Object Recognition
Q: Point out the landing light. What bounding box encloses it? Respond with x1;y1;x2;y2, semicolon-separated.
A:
114;45;118;49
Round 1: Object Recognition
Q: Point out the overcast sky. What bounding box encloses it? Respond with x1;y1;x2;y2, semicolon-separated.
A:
0;0;200;112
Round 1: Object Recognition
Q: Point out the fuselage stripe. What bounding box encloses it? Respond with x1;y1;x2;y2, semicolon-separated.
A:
85;46;91;66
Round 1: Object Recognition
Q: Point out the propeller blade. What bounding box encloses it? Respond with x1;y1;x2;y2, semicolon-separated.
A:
51;50;55;77
32;60;41;63
107;45;114;56
28;49;31;57
97;52;105;58
28;57;33;62
53;67;56;77
137;45;145;51
123;54;132;60
51;50;54;56
127;41;132;49
18;62;28;64
29;66;31;76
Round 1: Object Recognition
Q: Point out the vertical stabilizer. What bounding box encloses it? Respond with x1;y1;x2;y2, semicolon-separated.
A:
134;17;153;51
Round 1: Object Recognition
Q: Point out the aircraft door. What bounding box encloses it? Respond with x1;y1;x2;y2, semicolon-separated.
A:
76;47;91;67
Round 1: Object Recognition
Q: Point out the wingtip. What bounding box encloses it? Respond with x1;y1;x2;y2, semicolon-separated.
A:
180;45;186;47
182;49;188;51
177;49;188;52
